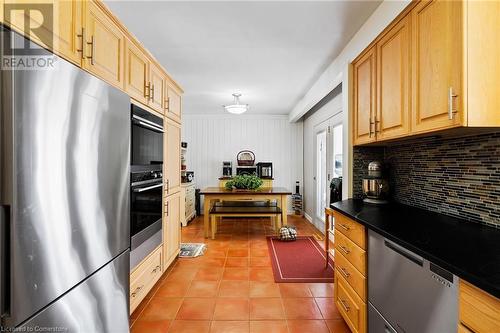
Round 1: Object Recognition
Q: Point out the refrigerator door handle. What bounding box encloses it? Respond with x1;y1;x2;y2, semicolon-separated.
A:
0;205;10;317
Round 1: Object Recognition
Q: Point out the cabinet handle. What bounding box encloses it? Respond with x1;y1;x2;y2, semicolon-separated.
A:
87;35;95;65
151;84;155;101
145;83;151;100
76;28;86;59
131;285;144;298
165;97;170;111
369;119;374;138
166;179;169;194
448;87;458;120
339;245;351;255
338;223;350;231
339;266;350;278
166;202;169;216
375;116;380;134
339;298;350;312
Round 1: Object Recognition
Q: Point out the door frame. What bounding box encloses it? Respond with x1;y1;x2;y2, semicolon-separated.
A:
312;112;343;230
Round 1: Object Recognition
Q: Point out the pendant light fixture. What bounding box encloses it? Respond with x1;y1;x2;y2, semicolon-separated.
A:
223;93;249;114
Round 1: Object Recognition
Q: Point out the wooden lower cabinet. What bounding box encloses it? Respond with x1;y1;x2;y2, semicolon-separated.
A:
333;211;367;333
163;191;181;269
130;245;162;313
335;274;367;333
459;280;500;333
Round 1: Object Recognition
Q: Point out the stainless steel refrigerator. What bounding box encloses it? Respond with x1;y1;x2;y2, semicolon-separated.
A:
0;27;130;331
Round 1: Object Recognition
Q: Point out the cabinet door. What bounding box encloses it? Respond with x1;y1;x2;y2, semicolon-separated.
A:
165;83;182;123
54;0;83;65
149;63;166;113
3;0;83;65
84;0;124;89
376;16;410;141
411;0;463;134
164;191;181;267
164;118;181;195
125;39;149;104
353;47;376;145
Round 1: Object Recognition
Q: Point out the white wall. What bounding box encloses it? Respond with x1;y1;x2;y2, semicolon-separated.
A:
290;0;411;199
302;87;343;228
182;114;303;212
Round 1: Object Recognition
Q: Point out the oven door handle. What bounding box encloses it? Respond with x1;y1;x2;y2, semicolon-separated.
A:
133;183;163;193
132;115;164;133
134;120;164;133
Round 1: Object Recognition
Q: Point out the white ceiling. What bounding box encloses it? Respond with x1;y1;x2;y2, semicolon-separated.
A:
106;0;381;115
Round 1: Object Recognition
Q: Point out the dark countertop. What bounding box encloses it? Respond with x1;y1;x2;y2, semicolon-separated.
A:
200;187;291;195
331;199;500;298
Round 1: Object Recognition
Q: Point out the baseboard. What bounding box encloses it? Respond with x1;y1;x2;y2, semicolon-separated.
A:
304;212;313;222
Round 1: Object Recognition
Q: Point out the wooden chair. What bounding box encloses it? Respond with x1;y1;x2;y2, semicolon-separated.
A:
325;207;335;268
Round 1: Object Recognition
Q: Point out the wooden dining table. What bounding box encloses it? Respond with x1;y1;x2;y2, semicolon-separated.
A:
199;187;292;238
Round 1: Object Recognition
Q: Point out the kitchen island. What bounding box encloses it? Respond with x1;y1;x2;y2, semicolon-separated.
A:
200;187;292;238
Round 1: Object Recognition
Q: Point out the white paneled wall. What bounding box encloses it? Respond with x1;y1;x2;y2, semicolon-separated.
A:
182;114;303;212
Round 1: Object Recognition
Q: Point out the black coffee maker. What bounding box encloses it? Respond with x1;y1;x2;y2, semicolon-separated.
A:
222;161;232;177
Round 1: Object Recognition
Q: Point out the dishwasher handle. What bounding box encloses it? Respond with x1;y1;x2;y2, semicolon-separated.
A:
384;240;424;266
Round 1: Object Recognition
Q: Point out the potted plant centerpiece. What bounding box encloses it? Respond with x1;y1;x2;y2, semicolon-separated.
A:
225;174;263;191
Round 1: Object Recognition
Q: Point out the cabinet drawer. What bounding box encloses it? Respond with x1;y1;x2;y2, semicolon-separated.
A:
130;246;162;312
460;281;500;333
335;251;366;301
335;230;366;276
334;212;366;249
336;273;366;333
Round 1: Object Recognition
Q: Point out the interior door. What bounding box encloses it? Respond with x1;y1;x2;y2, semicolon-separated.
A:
313;115;343;231
314;127;327;226
411;0;463;133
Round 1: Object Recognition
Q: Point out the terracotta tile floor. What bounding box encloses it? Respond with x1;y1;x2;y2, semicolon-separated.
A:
131;215;351;333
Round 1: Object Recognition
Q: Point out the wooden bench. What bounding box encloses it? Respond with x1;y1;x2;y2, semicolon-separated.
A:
209;201;282;239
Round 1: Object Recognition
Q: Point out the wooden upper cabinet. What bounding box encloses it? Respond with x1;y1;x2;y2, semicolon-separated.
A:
53;0;84;65
166;83;182;123
3;0;83;65
376;16;410;140
164;118;181;195
149;63;166;113
84;0;124;89
125;39;149;104
353;47;376;145
411;0;463;134
466;0;500;127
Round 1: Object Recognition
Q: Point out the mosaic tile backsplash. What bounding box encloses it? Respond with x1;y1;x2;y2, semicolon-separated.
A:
353;132;500;227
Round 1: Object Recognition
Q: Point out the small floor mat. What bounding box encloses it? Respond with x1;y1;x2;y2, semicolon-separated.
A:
179;243;207;258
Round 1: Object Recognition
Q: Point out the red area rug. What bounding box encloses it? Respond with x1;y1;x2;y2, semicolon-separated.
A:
267;236;334;283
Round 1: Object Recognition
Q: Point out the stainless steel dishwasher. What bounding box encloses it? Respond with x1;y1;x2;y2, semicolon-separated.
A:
368;230;458;333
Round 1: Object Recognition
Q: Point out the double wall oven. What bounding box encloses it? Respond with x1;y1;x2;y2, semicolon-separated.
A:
130;104;164;270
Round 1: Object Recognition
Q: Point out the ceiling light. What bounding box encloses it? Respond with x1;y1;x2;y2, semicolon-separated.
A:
223;93;249;114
